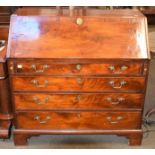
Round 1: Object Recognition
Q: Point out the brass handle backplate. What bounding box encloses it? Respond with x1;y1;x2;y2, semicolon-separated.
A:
106;116;123;124
106;97;125;105
34;115;51;124
33;97;49;105
31;64;49;73
109;80;127;89
31;79;49;88
108;65;128;74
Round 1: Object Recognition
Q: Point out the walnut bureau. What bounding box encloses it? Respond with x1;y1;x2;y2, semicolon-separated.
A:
7;9;150;146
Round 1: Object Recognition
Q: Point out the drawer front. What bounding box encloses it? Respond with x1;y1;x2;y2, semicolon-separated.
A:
15;111;141;129
13;62;142;76
12;76;145;92
14;93;144;110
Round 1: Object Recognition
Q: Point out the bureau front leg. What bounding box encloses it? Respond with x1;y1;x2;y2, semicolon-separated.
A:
13;132;30;146
117;131;143;146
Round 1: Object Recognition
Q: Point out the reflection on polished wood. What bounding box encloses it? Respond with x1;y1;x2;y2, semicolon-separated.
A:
8;9;149;59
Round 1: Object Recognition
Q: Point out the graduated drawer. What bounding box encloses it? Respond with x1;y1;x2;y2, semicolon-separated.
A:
10;61;143;76
14;93;144;110
15;111;141;130
11;76;145;92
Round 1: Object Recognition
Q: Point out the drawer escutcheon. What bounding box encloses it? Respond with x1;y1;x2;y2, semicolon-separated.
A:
76;77;84;85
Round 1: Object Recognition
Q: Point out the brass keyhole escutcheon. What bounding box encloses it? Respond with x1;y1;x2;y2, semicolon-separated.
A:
76;17;83;26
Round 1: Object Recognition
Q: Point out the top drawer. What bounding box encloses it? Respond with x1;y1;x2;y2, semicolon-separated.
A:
8;61;143;76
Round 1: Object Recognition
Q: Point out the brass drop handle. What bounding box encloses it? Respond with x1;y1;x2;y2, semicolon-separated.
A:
31;64;49;73
108;65;128;74
109;80;127;89
76;77;84;85
33;97;49;105
106;116;123;124
31;79;49;88
106;97;125;105
34;115;51;124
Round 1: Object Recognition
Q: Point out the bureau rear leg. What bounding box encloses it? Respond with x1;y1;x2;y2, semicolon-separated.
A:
13;132;30;146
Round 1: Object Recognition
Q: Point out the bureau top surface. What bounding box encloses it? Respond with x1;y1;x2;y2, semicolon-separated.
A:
7;9;150;59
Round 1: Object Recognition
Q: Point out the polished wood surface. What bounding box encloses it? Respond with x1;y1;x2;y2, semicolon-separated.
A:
14;93;144;110
7;10;149;59
11;76;145;92
0;26;9;62
15;111;141;130
0;61;12;139
0;26;9;40
16;8;144;16
12;61;143;76
0;6;12;25
0;25;12;138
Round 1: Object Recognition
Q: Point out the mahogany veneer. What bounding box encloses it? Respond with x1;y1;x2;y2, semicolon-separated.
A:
0;26;12;138
7;9;150;146
14;93;144;110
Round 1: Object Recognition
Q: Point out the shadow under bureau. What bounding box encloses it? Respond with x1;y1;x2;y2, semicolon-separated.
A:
7;9;150;146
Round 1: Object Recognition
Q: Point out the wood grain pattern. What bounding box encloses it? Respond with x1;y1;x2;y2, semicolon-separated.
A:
14;93;144;110
0;6;11;25
11;76;145;92
15;111;141;130
13;61;143;76
7;10;150;59
0;25;12;139
0;26;9;67
0;26;9;40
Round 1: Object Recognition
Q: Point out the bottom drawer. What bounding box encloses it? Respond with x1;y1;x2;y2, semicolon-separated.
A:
15;111;141;130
